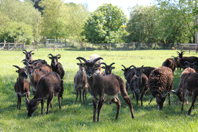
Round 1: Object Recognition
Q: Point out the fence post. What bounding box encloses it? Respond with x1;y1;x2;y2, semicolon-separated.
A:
110;43;111;51
65;39;66;47
7;43;10;50
23;43;25;49
189;44;190;53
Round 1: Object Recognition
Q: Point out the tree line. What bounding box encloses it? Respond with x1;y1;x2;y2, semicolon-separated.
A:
0;0;197;48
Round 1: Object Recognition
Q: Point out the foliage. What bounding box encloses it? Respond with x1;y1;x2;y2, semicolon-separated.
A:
0;0;42;42
40;0;68;39
83;3;128;44
65;2;89;45
2;21;33;43
2;50;198;131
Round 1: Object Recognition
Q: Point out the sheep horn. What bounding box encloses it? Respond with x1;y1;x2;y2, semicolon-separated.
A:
76;57;88;63
131;65;137;70
91;57;103;64
48;54;53;58
184;61;190;65
76;58;82;63
129;65;135;69
110;62;115;67
121;65;126;69
101;62;107;67
56;54;61;58
13;65;20;69
23;49;27;53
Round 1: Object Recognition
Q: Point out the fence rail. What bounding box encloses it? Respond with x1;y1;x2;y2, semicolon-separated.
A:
0;42;25;51
180;43;198;53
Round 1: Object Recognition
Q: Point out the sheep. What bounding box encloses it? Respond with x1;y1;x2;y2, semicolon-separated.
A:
23;49;34;63
25;72;64;117
162;58;176;73
48;54;65;79
148;66;173;109
77;57;135;122
172;67;196;111
74;59;88;103
13;65;30;110
172;56;182;70
23;59;52;73
89;54;103;74
179;72;198;115
26;64;49;94
130;65;149;106
121;65;155;91
101;62;115;75
177;51;198;69
183;61;198;72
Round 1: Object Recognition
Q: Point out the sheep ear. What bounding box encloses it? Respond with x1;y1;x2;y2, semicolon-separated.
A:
77;63;84;67
16;70;19;73
31;53;34;55
58;56;61;59
48;56;52;59
111;67;115;69
23;51;26;54
121;69;124;71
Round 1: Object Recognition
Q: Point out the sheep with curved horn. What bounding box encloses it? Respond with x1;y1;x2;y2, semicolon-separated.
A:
130;65;149;106
23;49;34;63
77;57;135;122
74;58;88;103
48;53;65;79
101;62;115;75
13;65;30;110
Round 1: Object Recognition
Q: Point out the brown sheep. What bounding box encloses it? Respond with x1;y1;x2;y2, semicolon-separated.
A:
148;66;173;109
13;65;30;110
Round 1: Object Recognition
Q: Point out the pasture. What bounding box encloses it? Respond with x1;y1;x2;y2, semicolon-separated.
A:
1;49;198;131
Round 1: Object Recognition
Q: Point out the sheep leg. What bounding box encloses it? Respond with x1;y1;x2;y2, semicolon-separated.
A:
97;98;104;122
58;96;61;109
181;92;185;112
41;100;44;115
79;89;82;102
92;99;97;122
168;92;171;105
134;92;139;105
122;95;135;119
75;90;78;103
46;96;53;114
187;90;198;115
17;95;21;110
112;97;121;120
140;92;145;106
83;89;86;103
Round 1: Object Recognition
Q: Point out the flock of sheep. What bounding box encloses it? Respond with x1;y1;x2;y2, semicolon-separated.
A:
13;50;198;122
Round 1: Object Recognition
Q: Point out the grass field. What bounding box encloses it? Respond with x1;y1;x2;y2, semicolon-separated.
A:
1;49;198;132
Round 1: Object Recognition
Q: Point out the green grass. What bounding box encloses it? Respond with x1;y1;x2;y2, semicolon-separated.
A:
1;49;198;132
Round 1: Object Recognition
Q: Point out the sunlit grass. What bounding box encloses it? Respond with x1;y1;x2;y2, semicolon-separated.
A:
1;49;198;131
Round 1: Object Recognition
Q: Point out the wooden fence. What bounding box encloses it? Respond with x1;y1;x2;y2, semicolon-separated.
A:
0;41;25;51
180;43;198;53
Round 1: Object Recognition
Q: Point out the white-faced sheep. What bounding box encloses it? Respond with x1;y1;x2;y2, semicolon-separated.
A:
13;65;30;110
89;54;103;74
77;57;135;122
148;66;173;109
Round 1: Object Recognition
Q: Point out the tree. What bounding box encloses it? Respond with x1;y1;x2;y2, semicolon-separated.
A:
40;0;69;39
83;3;127;44
0;0;42;42
65;2;89;45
